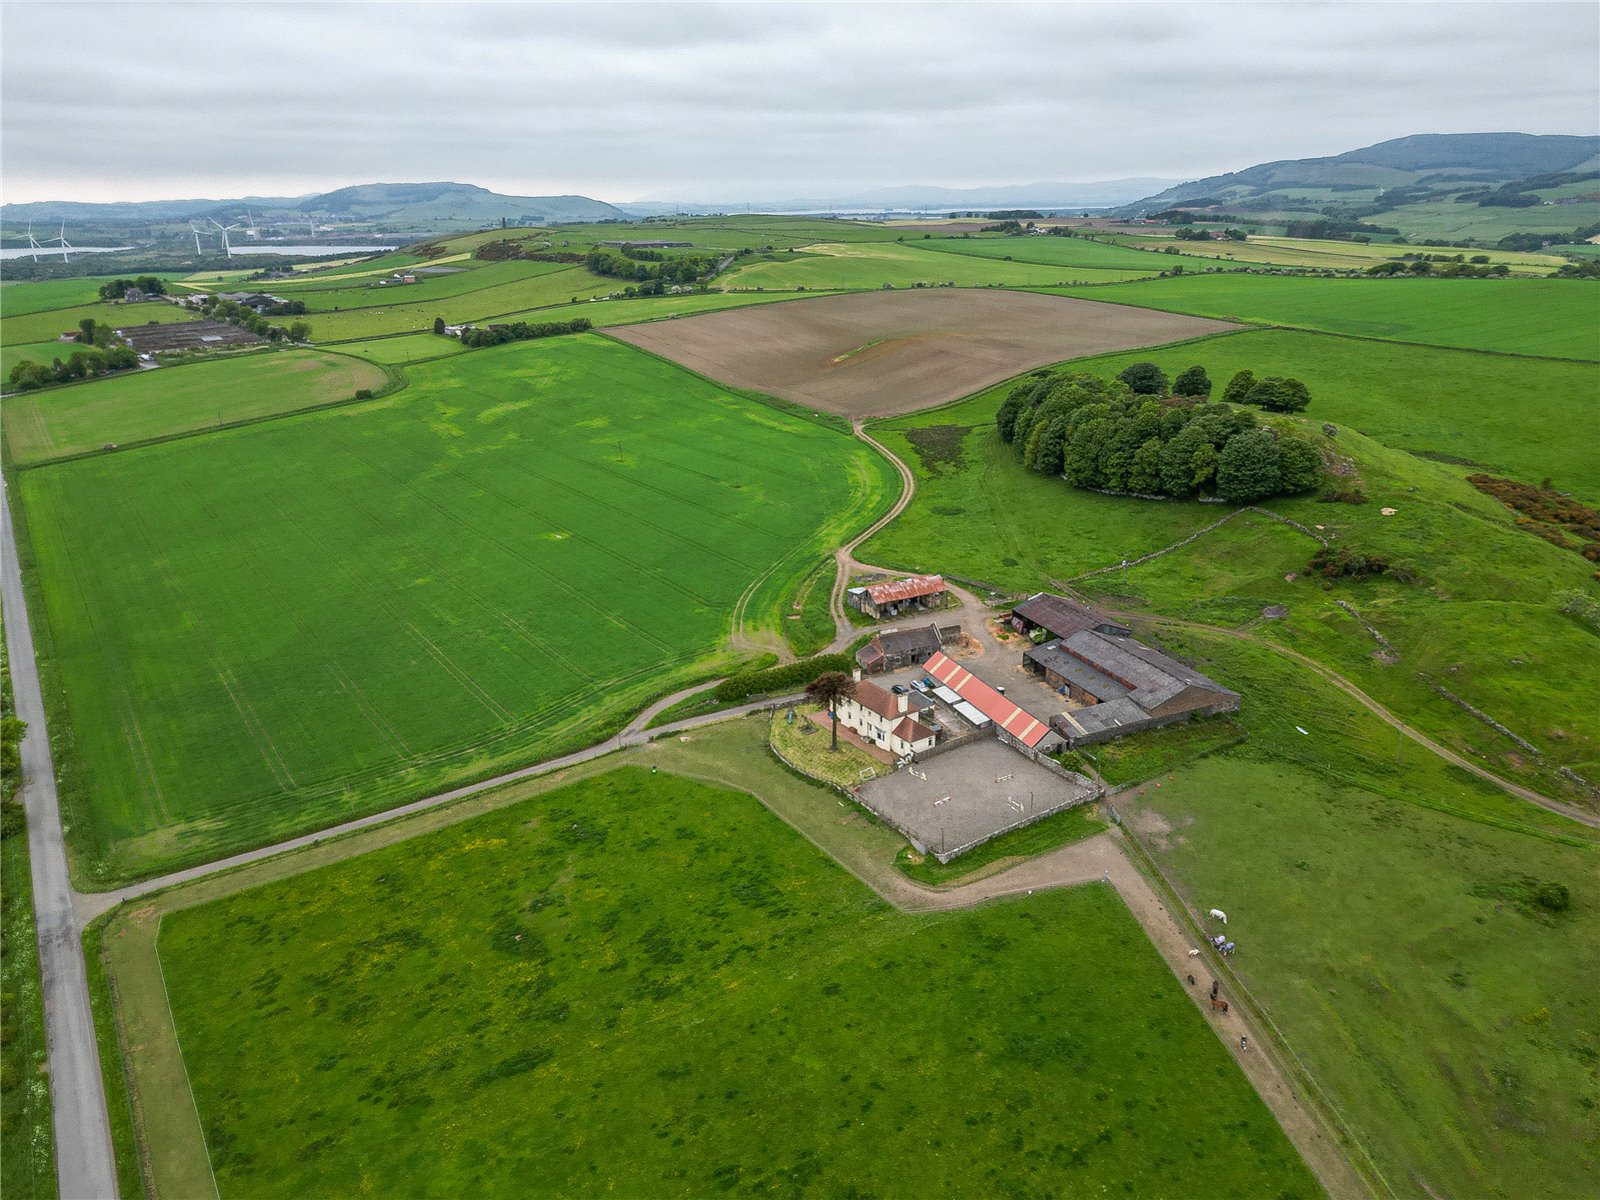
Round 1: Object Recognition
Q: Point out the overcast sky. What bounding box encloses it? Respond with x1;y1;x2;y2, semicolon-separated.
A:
2;1;1596;204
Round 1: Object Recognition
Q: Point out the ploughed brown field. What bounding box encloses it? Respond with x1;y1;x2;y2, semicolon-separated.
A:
608;290;1239;417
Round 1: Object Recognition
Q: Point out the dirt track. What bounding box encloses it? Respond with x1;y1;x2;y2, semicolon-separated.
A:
610;289;1238;417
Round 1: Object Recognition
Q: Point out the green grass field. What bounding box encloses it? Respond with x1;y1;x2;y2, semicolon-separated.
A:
15;334;892;883
0;274;184;317
156;765;1316;1198
325;332;471;365
1115;629;1600;1199
2;349;390;466
271;259;574;312
1371;198;1600;242
1016;328;1599;501
1;300;200;349
298;266;615;340
1039;275;1600;360
914;233;1182;273
717;242;1154;291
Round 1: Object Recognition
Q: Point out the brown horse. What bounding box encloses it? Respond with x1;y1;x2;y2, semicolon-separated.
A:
1210;997;1229;1014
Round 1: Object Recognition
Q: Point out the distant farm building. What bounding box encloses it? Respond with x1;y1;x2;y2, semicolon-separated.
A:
216;292;284;312
848;574;950;620
855;623;958;675
835;679;938;758
1011;592;1131;644
1025;631;1239;746
117;322;268;354
596;240;693;249
922;651;1054;751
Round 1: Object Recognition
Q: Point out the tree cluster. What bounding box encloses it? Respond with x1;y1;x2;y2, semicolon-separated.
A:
97;276;167;300
458;317;593;349
996;367;1323;504
1219;370;1311;412
198;296;309;343
583;249;716;287
8;345;139;392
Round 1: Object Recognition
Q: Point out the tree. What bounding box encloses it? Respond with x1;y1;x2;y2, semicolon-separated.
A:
287;320;312;342
433;316;447;336
1221;370;1255;405
805;672;857;751
1278;437;1323;493
1216;428;1282;503
78;317;96;344
1116;361;1168;395
1172;365;1212;397
1246;376;1310;413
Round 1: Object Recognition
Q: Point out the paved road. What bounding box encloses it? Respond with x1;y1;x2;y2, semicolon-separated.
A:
1;478;120;1200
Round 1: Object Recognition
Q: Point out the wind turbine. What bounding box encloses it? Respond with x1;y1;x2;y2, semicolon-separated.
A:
208;218;243;256
188;221;206;254
25;221;44;262
305;217;316;240
43;223;73;262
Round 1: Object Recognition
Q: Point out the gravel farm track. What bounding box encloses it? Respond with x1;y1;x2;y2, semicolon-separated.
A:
609;289;1239;418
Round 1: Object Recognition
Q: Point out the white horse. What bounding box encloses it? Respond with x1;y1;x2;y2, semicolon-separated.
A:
1209;908;1228;925
1187;948;1201;958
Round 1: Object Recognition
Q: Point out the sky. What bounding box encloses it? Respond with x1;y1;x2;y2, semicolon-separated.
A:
2;0;1596;205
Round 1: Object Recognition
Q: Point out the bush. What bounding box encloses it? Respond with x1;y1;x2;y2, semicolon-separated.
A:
353;388;374;400
1308;546;1392;581
714;654;852;703
1171;365;1212;397
1221;370;1255;405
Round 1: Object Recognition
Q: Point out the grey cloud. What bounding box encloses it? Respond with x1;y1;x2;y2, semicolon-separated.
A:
1;1;1595;203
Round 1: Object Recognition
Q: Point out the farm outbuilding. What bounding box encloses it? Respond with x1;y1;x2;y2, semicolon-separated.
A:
1026;631;1240;747
855;623;959;674
922;651;1053;750
848;574;950;620
1011;592;1131;643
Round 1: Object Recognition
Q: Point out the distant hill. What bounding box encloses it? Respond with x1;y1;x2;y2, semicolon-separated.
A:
1114;133;1600;243
0;183;627;230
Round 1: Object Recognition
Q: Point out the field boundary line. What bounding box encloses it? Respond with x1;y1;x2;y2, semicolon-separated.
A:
149;913;222;1200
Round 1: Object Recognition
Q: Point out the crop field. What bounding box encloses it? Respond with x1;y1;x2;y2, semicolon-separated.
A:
1031;327;1598;501
1;300;199;349
914;234;1184;273
715;241;1155;291
1112;630;1600;1199
14;334;892;882
2;349;390;467
1039;275;1600;359
296;266;615;340
610;290;1239;417
1118;235;1565;274
154;766;1316;1198
1370;198;1600;242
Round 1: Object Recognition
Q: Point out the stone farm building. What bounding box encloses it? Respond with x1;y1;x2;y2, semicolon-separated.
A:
1011;592;1131;643
848;574;951;621
855;623;960;675
835;679;939;758
1024;630;1239;746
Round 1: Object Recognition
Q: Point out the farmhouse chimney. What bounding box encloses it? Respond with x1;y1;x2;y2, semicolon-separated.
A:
852;668;862;683
897;692;908;714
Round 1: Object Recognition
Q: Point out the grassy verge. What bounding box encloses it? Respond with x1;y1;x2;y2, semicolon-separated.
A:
82;917;149;1200
782;558;837;657
895;802;1107;886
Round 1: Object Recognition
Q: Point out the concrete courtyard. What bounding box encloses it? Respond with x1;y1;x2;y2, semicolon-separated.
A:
856;738;1097;860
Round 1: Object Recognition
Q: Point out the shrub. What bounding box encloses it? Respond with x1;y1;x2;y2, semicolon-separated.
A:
1221;370;1255;405
1115;362;1168;395
1171;365;1212;397
714;653;852;703
1308;546;1392;581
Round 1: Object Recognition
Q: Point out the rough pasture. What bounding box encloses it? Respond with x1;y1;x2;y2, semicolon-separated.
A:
609;290;1238;417
154;767;1317;1198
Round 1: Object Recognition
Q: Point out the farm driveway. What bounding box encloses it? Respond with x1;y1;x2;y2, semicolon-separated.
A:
609;290;1238;418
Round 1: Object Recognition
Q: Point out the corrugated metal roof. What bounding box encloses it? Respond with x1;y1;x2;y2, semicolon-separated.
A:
923;652;1050;748
1013;592;1130;640
865;574;947;605
1060;630;1234;711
